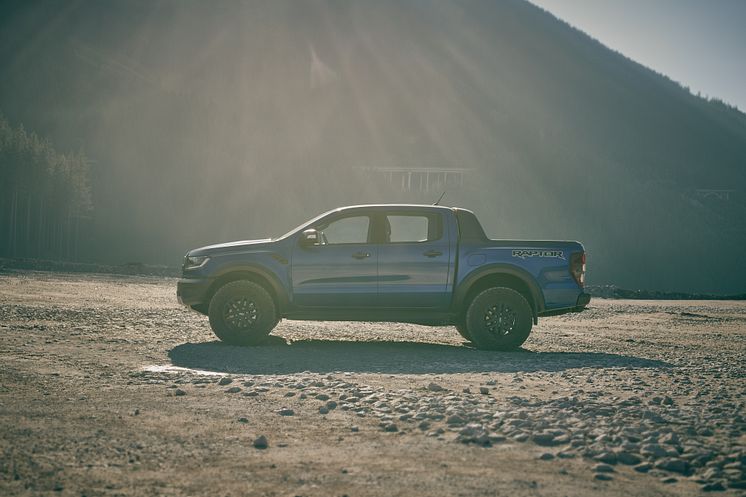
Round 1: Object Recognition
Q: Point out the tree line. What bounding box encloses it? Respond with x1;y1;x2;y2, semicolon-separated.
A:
0;113;92;260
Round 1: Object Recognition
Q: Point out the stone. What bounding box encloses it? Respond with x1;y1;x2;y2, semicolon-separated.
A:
701;481;726;492
350;426;359;432
593;464;615;473
634;463;652;473
479;387;489;395
383;423;398;432
641;443;670;459
253;435;268;449
316;393;330;401
594;474;613;481
594;452;617;465
446;414;465;425
539;453;555;461
616;451;641;465
238;417;249;423
326;400;338;410
225;386;241;394
427;382;445;392
319;406;329;414
218;377;233;386
660;477;678;484
655;458;689;474
278;408;294;416
174;388;186;396
532;432;557;447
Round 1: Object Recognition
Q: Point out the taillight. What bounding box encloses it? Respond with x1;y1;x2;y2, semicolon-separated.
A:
570;252;586;287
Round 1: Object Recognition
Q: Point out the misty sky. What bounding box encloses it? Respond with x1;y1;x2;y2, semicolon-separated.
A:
529;0;746;111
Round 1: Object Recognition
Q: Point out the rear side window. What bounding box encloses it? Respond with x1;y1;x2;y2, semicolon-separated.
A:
385;214;442;243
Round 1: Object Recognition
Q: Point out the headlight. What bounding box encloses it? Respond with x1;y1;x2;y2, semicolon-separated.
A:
183;255;210;269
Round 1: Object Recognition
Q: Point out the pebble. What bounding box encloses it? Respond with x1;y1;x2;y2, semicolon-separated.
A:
218;377;233;386
278;408;294;416
174;388;186;396
539;453;555;461
253;435;268;449
594;473;613;481
427;382;445;392
225;387;241;394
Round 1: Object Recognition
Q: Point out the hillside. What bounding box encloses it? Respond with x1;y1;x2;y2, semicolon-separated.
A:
0;0;744;292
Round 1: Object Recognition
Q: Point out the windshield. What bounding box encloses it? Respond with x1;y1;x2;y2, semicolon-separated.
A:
273;208;339;241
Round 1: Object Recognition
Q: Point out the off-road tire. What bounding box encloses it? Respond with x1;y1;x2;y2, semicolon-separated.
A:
208;280;277;345
454;318;473;343
465;287;533;351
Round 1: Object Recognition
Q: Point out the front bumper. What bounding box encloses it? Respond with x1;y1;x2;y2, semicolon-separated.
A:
176;278;213;306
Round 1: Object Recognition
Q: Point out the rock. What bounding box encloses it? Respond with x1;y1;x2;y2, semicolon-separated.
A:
539;453;555;461
238;417;249;423
594;452;618;465
350;426;359;432
319;406;329;414
326;400;338;410
616;451;641;465
446;414;465;425
532;432;558;447
225;386;242;393
316;393;330;401
278;408;294;416
383;423;398;432
641;443;671;459
659;432;680;445
174;388;186;396
418;421;431;431
593;464;615;473
701;481;726;492
660;477;678;484
479;387;489;395
253;435;268;449
655;458;689;474
218;377;233;386
427;382;445;392
594;473;613;481
634;463;652;473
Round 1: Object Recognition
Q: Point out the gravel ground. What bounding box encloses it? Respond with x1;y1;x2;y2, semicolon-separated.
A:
0;270;744;496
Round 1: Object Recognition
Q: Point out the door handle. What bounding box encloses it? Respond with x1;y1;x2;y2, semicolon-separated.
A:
423;250;442;258
352;252;371;259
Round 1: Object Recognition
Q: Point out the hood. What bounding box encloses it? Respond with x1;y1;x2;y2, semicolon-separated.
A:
188;238;274;256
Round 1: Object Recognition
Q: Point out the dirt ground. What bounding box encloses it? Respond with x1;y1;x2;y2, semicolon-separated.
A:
0;271;744;496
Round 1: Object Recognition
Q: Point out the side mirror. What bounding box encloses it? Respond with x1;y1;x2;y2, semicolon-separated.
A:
300;229;321;247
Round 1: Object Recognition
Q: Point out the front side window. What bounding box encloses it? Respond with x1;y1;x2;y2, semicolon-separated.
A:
318;216;370;244
385;214;441;243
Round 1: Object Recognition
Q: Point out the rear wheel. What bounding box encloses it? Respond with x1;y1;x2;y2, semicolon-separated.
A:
208;280;277;345
454;318;473;343
465;287;533;351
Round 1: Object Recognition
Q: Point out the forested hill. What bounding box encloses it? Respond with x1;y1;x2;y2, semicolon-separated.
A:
0;0;744;293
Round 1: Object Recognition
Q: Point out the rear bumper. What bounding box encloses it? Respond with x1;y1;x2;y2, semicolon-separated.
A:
537;292;591;318
176;278;212;306
576;292;591;307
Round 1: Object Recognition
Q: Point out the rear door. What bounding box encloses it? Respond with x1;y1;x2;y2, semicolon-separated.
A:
376;210;451;308
291;212;378;307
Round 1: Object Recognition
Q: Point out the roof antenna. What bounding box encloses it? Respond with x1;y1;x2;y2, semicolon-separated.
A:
433;191;446;206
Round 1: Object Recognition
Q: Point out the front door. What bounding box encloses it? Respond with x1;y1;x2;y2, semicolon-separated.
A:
376;211;451;308
291;213;378;307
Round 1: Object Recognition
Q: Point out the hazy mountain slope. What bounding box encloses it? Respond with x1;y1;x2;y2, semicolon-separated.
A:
0;0;744;292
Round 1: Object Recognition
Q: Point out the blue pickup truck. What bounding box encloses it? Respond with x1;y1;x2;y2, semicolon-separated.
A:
177;204;589;350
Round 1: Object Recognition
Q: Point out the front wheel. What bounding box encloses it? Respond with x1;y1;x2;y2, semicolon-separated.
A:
208;280;277;345
465;287;533;351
